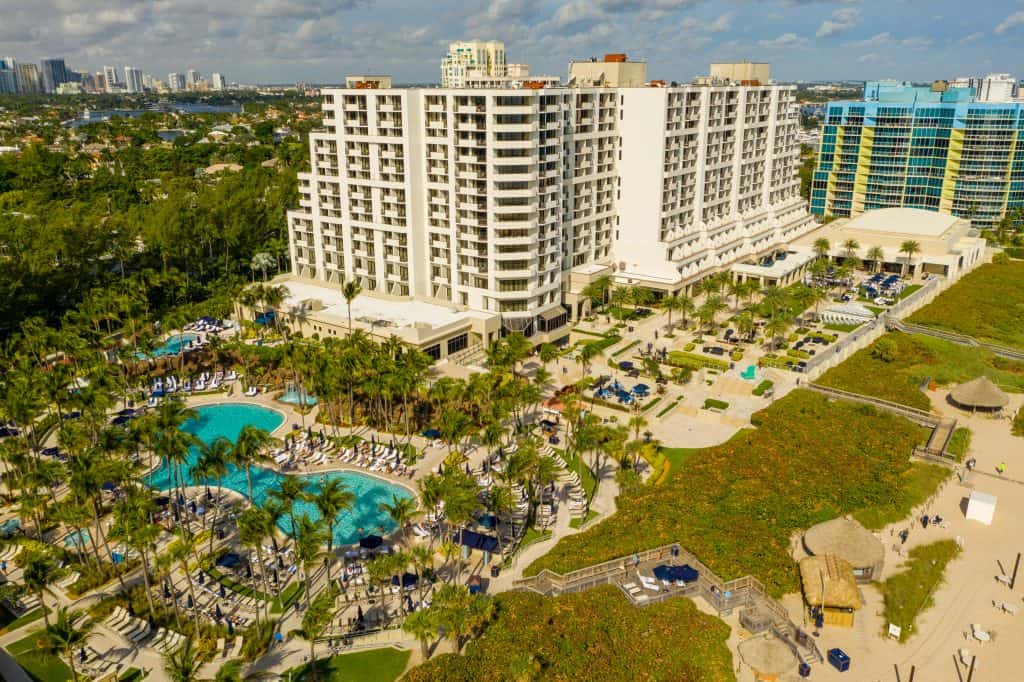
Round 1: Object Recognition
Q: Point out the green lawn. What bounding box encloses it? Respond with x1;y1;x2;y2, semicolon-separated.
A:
909;262;1024;349
569;510;598;529
817;332;1024;410
404;586;734;682
284;648;410;682
880;540;961;642
946;427;972;461
8;632;73;682
0;606;48;634
898;284;923;300
526;390;942;597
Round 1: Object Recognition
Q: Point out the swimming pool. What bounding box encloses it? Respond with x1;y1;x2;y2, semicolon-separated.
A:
278;389;318;406
146;403;412;546
64;529;91;548
137;333;200;359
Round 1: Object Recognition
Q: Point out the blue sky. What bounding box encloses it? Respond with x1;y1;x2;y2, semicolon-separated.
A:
3;0;1023;84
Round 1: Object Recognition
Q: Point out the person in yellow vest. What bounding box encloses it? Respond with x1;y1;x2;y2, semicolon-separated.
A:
997;462;1006;475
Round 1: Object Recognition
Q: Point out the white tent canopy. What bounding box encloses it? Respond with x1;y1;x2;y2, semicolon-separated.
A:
821;303;877;326
965;491;997;525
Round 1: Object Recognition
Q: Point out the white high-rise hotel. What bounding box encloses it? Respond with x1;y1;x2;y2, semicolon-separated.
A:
283;56;816;359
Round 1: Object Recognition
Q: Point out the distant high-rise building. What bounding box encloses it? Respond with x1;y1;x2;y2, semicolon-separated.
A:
142;73;155;90
0;57;17;94
18;63;41;94
40;58;70;93
811;79;1024;227
441;40;506;87
186;69;201;87
124;67;144;93
211;72;225;91
168;73;185;91
103;65;122;92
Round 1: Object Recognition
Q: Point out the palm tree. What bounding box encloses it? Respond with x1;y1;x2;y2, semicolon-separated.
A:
342;279;362;334
251;252;276;282
379;494;419;545
312;479;354;586
580;275;612;314
236;507;273;625
403;608;438;660
292;514;327;607
36;606;94;682
230;425;278;504
109;491;161;621
866;245;885;273
842;239;860;261
899;240;922;277
660;293;694;329
268;475;309;537
22;549;56;627
813;237;831;261
697;295;727;333
163;637;202;682
764;315;791;351
735;309;756;342
289;591;335;682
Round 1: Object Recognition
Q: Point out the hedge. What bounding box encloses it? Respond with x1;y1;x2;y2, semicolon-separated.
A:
666;351;729;372
702;398;729;410
612;340;640;357
787;349;811;359
752;380;774;397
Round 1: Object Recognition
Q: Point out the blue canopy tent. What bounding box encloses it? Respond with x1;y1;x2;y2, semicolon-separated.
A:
618;361;634;371
216;553;242;569
391;572;419;588
422;428;441;439
652;564;699;583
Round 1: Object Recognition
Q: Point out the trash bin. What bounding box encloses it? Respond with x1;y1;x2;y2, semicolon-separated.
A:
490;565;500;578
827;648;850;672
798;662;811;678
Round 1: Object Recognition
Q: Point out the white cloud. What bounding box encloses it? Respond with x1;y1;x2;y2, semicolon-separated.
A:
816;7;860;38
846;32;891;48
899;36;933;49
857;53;881;63
680;11;733;34
958;32;985;44
758;33;808;49
995;11;1024;34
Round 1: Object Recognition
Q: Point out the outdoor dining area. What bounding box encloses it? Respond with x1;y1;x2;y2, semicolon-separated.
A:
593;373;650;406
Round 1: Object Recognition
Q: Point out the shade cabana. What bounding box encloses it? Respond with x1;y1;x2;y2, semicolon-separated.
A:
948;377;1009;413
803;516;885;582
799;555;862;628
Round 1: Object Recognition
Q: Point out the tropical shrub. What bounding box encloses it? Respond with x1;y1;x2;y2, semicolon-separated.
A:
404;586;733;682
526;390;942;597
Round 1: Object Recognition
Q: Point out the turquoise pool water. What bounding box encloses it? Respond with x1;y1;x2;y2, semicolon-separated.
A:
147;403;412;545
137;333;200;359
64;529;91;548
278;389;318;406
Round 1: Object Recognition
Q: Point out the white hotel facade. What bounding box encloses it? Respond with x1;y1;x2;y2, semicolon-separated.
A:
284;61;816;359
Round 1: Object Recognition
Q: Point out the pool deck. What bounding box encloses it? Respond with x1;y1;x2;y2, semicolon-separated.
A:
177;391;424;504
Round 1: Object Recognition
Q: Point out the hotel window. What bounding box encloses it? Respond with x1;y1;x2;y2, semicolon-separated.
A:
424;344;441;361
446;333;468;355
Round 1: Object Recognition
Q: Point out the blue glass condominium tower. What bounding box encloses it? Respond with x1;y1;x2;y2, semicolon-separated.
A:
810;81;1024;227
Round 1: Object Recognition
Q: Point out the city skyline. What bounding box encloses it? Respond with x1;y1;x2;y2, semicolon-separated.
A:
1;1;1023;85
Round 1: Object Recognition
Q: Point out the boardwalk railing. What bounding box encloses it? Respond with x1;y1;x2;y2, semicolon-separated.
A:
803;383;942;426
512;543;823;664
887;320;1024;362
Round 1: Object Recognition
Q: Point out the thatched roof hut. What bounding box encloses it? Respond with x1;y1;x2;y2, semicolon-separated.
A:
803;517;884;582
949;377;1009;412
799;555;862;611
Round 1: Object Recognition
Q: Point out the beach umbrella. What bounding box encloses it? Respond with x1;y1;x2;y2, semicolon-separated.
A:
406;595;414;611
277;555;285;570
228;620;235;636
163;581;171;599
359;534;383;550
198;572;205;585
127;602;135;617
357;605;364;622
215;604;223;620
220;583;227;598
245;564;252;579
465;462;470;475
273;568;279;584
187;594;194;609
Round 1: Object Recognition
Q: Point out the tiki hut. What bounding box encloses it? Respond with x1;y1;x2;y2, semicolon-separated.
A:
803;517;885;582
948;377;1009;413
799;555;862;628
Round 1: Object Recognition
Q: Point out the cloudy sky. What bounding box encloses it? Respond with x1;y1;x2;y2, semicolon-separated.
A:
3;0;1024;84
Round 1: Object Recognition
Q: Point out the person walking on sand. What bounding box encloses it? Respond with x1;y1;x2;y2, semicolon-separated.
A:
997;462;1006;475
